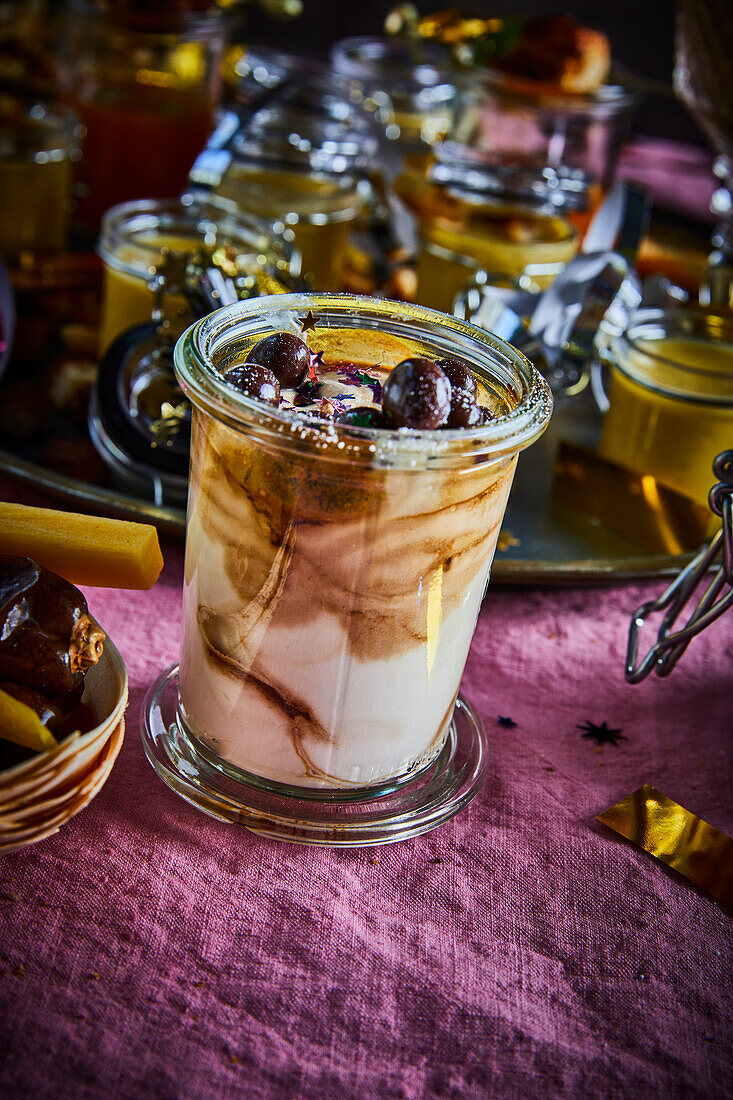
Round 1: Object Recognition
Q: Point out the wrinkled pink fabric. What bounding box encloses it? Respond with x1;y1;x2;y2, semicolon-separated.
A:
1;480;731;1100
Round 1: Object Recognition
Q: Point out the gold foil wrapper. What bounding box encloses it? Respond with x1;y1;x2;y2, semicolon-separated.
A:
597;784;733;907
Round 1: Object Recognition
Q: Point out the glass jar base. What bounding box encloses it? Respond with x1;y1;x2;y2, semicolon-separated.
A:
141;664;489;847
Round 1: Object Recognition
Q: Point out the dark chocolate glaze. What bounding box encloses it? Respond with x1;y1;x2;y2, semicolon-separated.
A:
0;556;89;702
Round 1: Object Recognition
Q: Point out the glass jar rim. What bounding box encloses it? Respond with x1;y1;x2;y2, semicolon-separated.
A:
174;292;553;466
430;143;590;212
605;306;733;405
98;196;292;280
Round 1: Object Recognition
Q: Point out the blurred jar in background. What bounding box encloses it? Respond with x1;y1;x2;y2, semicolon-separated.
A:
97;196;296;353
330;36;458;252
451;68;638;235
396;144;579;313
0;95;81;259
55;0;236;227
597;306;733;518
194;69;378;291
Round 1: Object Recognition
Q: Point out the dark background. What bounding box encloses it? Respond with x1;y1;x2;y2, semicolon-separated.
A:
243;0;705;147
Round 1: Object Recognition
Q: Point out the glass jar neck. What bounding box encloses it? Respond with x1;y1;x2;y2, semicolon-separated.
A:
174;292;552;467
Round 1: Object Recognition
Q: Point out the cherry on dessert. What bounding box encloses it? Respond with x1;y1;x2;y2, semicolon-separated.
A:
246;332;310;387
224;363;280;407
382;358;451;429
436;357;477;403
336;406;387;429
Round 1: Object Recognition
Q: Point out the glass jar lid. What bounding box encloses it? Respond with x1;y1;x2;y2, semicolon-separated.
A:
331;36;456;110
230;74;380;181
472;66;640;120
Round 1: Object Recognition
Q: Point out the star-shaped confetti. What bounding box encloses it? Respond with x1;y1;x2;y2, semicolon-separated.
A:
577;720;626;747
337;366;383;403
306;360;319;383
298;310;320;333
497;716;517;729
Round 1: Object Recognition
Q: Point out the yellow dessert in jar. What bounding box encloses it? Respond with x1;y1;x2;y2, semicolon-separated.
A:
97;199;293;354
216;166;361;291
396;156;577;312
598;310;733;514
0;98;79;259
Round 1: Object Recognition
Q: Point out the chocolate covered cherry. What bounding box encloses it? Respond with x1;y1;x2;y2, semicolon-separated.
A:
246;332;310;387
436;357;477;404
224;363;280;407
382;358;451;429
336;406;387;429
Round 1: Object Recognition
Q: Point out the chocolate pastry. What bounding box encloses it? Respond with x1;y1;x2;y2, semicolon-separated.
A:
0;556;105;708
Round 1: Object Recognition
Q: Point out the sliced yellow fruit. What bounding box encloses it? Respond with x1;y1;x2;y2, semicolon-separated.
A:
0;687;58;752
0;502;164;589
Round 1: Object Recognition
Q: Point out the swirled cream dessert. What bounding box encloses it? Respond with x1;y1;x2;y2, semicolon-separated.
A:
178;313;527;789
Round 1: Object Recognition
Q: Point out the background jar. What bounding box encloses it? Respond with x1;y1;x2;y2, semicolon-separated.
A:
597;306;733;512
330;36;458;252
209;74;376;291
97;197;295;353
0;95;80;259
397;151;578;313
55;1;235;228
455;69;639;203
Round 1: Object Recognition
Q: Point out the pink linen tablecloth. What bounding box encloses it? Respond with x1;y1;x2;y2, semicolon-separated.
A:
0;488;732;1099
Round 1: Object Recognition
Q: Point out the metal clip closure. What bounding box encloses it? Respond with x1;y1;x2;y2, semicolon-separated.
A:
626;450;733;682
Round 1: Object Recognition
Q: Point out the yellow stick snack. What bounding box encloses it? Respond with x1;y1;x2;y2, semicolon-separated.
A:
0;687;58;752
0;503;164;589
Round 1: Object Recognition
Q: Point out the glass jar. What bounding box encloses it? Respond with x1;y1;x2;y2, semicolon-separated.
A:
97;197;295;353
55;1;235;227
458;68;639;197
597;306;733;512
331;36;459;251
330;36;456;153
397;148;578;312
0;95;80;258
166;293;551;835
203;74;376;291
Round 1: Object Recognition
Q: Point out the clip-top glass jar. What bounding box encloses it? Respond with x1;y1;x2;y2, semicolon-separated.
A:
141;292;552;844
97;197;296;352
0;95;80;259
200;72;378;291
597;306;733;518
56;0;236;227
